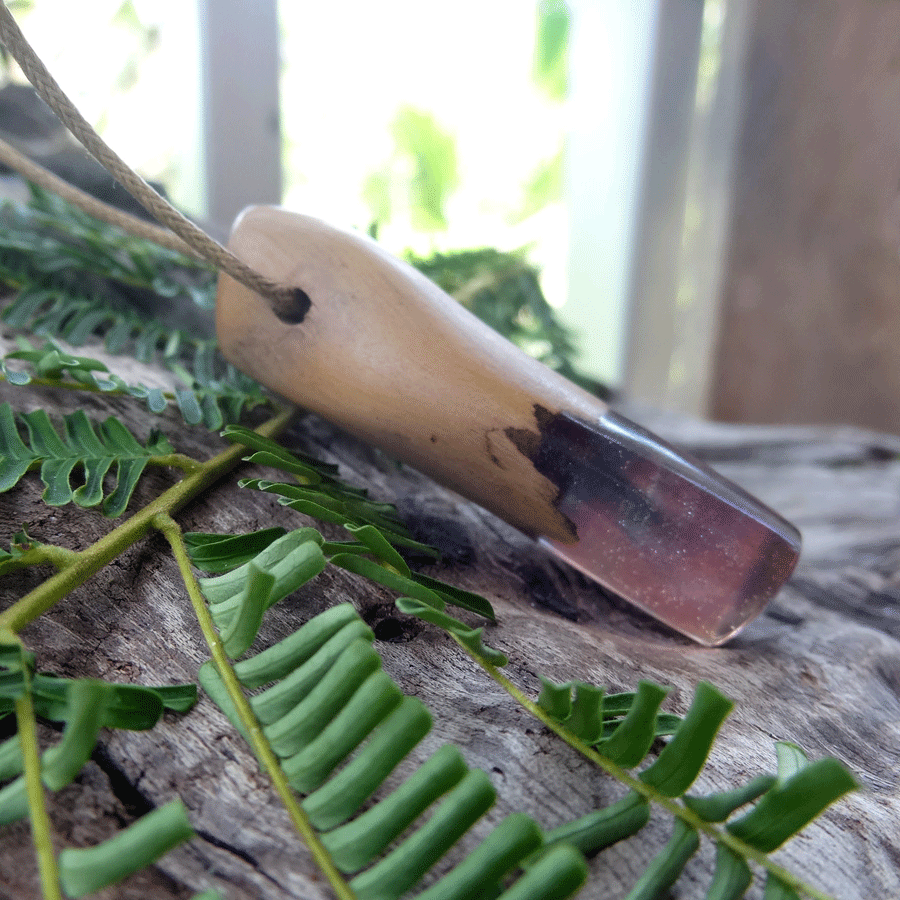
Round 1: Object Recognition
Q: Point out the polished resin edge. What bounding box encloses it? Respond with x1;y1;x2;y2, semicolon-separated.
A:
534;410;802;646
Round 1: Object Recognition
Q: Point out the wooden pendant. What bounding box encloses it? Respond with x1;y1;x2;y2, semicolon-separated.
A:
216;206;800;645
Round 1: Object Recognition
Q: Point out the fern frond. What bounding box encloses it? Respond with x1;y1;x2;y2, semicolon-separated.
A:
1;335;269;429
2;336;112;386
1;189;270;429
378;590;854;899
186;519;495;663
541;791;650;858
0;401;175;515
0;185;215;308
530;674;856;898
233;602;368;689
0;281;190;370
763;873;803;899
330;542;493;619
1;336;174;422
223;427;498;619
198;604;588;900
725;747;857;853
223;424;419;540
187;519;493;627
0;640;198;894
169;342;271;427
396;597;508;665
624;818;700;900
0;669;196;827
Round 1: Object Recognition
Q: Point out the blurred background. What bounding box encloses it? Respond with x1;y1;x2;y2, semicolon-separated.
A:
2;0;899;434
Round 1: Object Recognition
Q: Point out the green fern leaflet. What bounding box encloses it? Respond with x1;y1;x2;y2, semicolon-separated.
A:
0;401;174;515
199;603;589;900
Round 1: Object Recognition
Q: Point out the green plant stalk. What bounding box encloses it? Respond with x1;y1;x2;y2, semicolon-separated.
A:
150;453;202;474
0;405;294;633
451;637;838;900
0;374;128;396
9;544;79;571
154;513;356;900
15;676;63;900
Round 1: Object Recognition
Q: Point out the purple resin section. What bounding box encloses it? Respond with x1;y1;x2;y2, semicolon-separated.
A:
535;412;801;646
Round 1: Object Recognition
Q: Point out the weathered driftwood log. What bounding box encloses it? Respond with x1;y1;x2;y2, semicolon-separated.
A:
0;340;898;899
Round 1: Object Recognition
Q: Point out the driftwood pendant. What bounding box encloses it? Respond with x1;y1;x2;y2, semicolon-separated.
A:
215;206;800;646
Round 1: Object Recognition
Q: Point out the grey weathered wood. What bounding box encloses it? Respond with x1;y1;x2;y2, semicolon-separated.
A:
0;338;897;899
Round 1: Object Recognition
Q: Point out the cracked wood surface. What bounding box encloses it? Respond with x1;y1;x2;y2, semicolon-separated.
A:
0;345;898;899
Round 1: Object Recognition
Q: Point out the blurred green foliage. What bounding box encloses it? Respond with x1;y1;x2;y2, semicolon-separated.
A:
364;105;459;235
533;0;570;101
512;147;564;225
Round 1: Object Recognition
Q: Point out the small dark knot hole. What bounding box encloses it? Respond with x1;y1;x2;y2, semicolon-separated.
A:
274;287;312;324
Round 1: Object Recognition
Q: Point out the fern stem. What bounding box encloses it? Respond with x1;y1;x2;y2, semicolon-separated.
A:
0;406;294;633
0;374;122;395
39;545;80;569
8;544;80;572
154;513;357;900
15;675;63;900
151;453;203;474
451;637;838;900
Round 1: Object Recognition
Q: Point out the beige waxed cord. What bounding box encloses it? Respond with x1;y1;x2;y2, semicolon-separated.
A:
0;1;304;320
0;135;199;258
